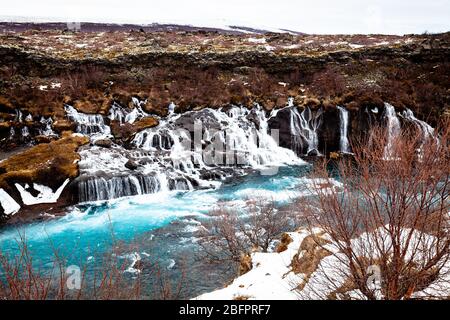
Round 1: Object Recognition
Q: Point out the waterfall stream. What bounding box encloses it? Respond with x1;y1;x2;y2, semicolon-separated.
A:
337;106;350;153
65;105;111;137
108;99;149;124
39;117;58;137
383;103;401;159
401;108;438;156
401;108;436;141
289;107;322;155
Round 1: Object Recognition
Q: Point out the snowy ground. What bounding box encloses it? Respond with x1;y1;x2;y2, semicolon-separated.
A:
195;226;450;300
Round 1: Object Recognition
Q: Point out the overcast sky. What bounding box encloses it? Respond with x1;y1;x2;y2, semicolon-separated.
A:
1;0;449;34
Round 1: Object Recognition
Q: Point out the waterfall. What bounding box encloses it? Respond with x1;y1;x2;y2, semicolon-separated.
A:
383;103;401;160
133;105;304;170
8;127;15;140
75;105;305;203
337;106;350;153
15;109;23;122
168;102;176;116
65;105;111;136
108;100;149;124
289;107;322;155
39;117;57;136
21;126;30;137
401;108;438;154
78;174;166;202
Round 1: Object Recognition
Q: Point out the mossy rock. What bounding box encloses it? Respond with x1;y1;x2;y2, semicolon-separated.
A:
0;133;89;189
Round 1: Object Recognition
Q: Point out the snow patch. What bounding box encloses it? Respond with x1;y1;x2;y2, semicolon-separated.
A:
247;37;267;44
0;188;21;215
15;179;70;205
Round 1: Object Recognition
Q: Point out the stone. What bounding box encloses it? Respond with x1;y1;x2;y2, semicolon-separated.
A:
94;138;112;148
125;159;138;170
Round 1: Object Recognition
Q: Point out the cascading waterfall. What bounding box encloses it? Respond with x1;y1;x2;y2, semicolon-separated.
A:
133;105;304;170
65;105;111;136
289;107;322;155
74;104;305;203
8;127;15;140
78;174;164;202
21;126;30;137
14;109;23;122
337;106;350;153
76;145;197;202
60;98;366;203
383;103;401;160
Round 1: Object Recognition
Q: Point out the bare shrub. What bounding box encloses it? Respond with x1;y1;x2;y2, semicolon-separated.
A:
197;200;294;266
297;122;450;299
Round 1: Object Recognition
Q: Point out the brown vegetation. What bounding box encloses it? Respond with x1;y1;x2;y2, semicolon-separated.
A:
276;233;293;253
0;31;448;128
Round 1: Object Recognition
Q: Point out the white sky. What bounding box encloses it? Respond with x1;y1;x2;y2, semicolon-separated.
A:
1;0;449;34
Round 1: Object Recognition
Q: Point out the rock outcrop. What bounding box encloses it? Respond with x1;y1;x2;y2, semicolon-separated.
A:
0;132;89;219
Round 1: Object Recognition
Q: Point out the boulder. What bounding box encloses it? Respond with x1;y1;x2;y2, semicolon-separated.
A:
125;159;138;170
94;138;112;148
132;117;159;131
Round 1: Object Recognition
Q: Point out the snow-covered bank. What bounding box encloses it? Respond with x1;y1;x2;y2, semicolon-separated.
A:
195;226;450;300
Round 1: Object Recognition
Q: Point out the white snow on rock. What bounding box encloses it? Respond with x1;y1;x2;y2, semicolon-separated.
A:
0;188;21;215
15;179;70;206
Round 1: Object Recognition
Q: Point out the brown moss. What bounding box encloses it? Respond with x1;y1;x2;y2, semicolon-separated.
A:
0;96;15;111
329;152;340;160
0;133;89;190
52;119;76;133
72;89;110;114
